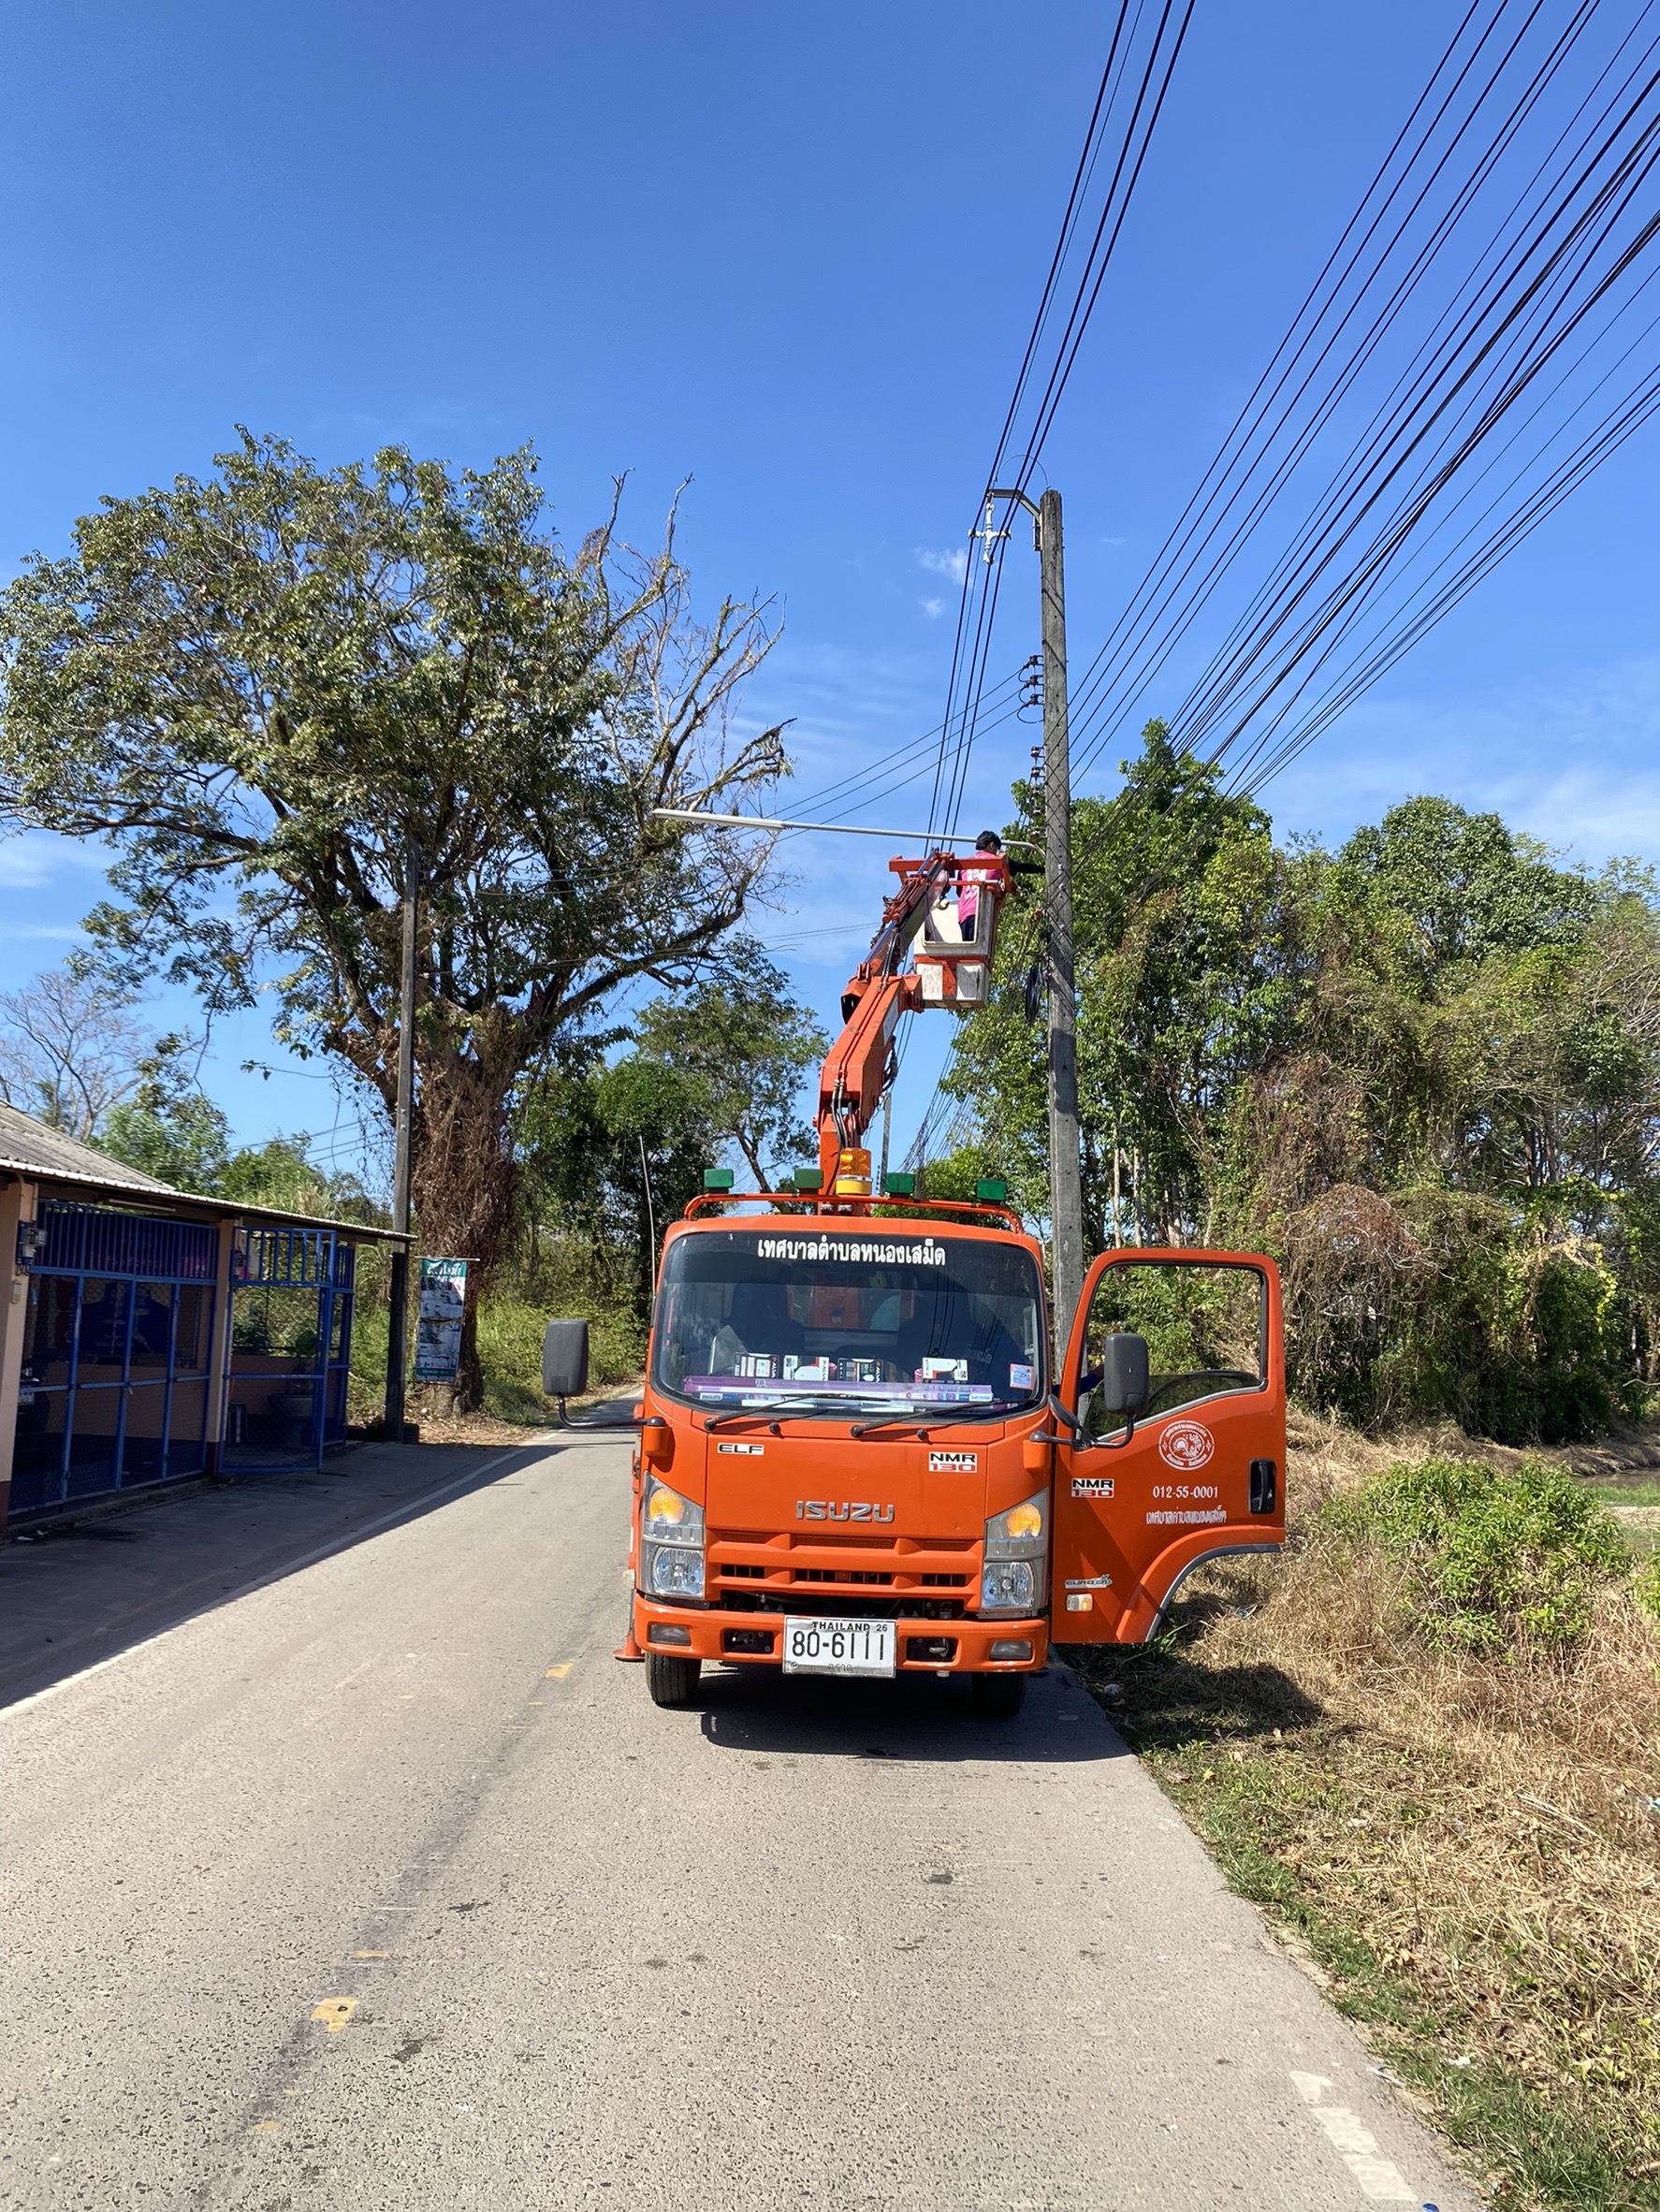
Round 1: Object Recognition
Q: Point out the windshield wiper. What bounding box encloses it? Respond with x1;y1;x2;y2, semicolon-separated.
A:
703;1403;785;1432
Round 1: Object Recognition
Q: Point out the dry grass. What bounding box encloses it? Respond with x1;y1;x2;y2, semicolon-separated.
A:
1070;1410;1660;2210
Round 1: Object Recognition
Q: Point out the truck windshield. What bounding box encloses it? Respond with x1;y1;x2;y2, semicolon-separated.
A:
652;1226;1045;1417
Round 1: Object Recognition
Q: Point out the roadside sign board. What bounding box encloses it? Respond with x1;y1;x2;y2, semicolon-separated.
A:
414;1258;469;1382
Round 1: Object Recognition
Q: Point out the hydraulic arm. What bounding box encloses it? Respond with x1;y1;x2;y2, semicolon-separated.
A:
816;842;1012;1192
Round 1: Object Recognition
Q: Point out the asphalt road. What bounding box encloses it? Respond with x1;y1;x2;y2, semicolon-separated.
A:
2;1433;1478;2211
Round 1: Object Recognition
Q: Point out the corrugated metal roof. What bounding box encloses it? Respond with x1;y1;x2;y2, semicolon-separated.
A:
0;1098;407;1242
0;1099;182;1198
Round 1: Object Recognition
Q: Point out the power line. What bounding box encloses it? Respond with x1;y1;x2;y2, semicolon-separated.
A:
923;0;1197;857
1062;0;1625;788
1058;1;1660;865
896;7;1196;1166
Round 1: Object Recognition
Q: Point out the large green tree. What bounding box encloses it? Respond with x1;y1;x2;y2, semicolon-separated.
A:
946;722;1297;1244
0;434;786;1400
516;947;826;1314
629;942;826;1190
934;727;1660;1442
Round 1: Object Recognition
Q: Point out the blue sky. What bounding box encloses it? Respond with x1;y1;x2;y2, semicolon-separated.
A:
3;1;1656;1186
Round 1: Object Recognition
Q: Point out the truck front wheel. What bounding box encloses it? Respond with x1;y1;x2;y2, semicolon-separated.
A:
646;1652;702;1707
970;1672;1027;1719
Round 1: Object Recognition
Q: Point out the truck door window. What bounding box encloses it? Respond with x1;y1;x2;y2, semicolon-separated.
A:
1079;1261;1266;1441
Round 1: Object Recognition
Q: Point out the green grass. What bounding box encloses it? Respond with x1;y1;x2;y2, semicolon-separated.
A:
1583;1478;1660;1510
347;1288;644;1427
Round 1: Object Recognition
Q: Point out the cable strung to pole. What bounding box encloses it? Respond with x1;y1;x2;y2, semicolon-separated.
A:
925;0;1197;850
1060;0;1652;793
900;4;1196;1173
1181;118;1660;774
1057;0;1660;891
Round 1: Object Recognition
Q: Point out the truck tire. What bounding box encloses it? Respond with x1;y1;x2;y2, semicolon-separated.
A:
970;1672;1027;1720
646;1652;702;1707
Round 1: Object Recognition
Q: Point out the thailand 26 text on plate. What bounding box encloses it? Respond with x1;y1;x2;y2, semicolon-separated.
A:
781;1616;896;1677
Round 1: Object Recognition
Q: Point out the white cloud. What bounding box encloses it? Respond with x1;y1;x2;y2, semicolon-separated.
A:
920;596;947;619
916;546;968;585
0;830;107;890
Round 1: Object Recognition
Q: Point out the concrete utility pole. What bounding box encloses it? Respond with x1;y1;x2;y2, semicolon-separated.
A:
384;837;420;1444
989;485;1085;1343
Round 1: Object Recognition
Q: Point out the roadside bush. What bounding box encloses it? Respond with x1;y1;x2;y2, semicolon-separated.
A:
475;1293;642;1419
347;1279;644;1429
1324;1454;1632;1655
1637;1551;1660;1629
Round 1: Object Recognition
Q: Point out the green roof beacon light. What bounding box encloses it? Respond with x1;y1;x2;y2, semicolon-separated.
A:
881;1171;916;1198
976;1178;1010;1205
703;1168;735;1192
794;1167;823;1193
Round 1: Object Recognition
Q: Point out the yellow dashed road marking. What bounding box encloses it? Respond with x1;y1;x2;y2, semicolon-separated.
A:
251;2121;279;2133
545;1664;575;1679
352;1951;388;1958
312;1999;357;2032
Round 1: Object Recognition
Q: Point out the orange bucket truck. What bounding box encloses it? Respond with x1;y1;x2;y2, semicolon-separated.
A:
622;837;1286;1711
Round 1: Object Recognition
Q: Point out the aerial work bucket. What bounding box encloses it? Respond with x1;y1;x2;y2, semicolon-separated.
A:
912;834;1011;1008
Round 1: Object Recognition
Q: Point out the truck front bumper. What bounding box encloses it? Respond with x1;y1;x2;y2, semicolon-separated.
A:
633;1594;1048;1671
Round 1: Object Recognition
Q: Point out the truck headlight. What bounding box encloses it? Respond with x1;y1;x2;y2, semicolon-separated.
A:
982;1491;1046;1614
641;1481;706;1600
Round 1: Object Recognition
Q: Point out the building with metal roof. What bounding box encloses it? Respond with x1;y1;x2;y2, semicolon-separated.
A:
0;1099;406;1524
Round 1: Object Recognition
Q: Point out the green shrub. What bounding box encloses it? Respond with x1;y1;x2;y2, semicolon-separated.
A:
1637;1552;1660;1629
347;1278;644;1427
474;1293;643;1419
1326;1455;1631;1655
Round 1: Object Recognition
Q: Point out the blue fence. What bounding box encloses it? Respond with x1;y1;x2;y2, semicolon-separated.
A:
11;1203;221;1516
222;1227;356;1473
11;1203;361;1516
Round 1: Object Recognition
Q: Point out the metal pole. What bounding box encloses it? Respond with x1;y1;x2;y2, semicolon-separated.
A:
385;838;420;1444
637;1134;658;1261
1038;487;1085;1344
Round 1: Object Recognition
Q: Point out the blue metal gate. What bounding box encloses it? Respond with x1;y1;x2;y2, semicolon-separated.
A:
11;1204;219;1516
223;1227;356;1472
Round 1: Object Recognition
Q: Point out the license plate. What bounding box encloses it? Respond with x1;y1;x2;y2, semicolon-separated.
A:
781;1616;896;1678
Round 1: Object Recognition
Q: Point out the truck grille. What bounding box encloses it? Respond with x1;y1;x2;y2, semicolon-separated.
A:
707;1531;980;1621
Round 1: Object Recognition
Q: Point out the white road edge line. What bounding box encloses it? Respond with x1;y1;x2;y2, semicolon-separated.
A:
1289;2072;1420;2203
1;1437;603;1719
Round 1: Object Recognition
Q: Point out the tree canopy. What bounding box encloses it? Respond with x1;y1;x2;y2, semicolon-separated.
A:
938;723;1660;1443
0;969;159;1141
516;945;827;1315
0;434;789;1397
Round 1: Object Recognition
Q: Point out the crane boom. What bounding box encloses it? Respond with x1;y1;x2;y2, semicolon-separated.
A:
814;842;1012;1193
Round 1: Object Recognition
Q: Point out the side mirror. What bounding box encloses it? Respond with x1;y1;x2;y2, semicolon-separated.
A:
1097;1332;1149;1414
542;1318;590;1409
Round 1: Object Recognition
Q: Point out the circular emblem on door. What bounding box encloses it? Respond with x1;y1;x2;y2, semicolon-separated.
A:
1158;1419;1216;1470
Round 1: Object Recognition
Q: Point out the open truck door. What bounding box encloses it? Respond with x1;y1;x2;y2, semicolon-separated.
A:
1049;1250;1286;1645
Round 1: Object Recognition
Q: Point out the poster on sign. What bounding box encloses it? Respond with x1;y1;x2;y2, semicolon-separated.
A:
415;1258;470;1382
